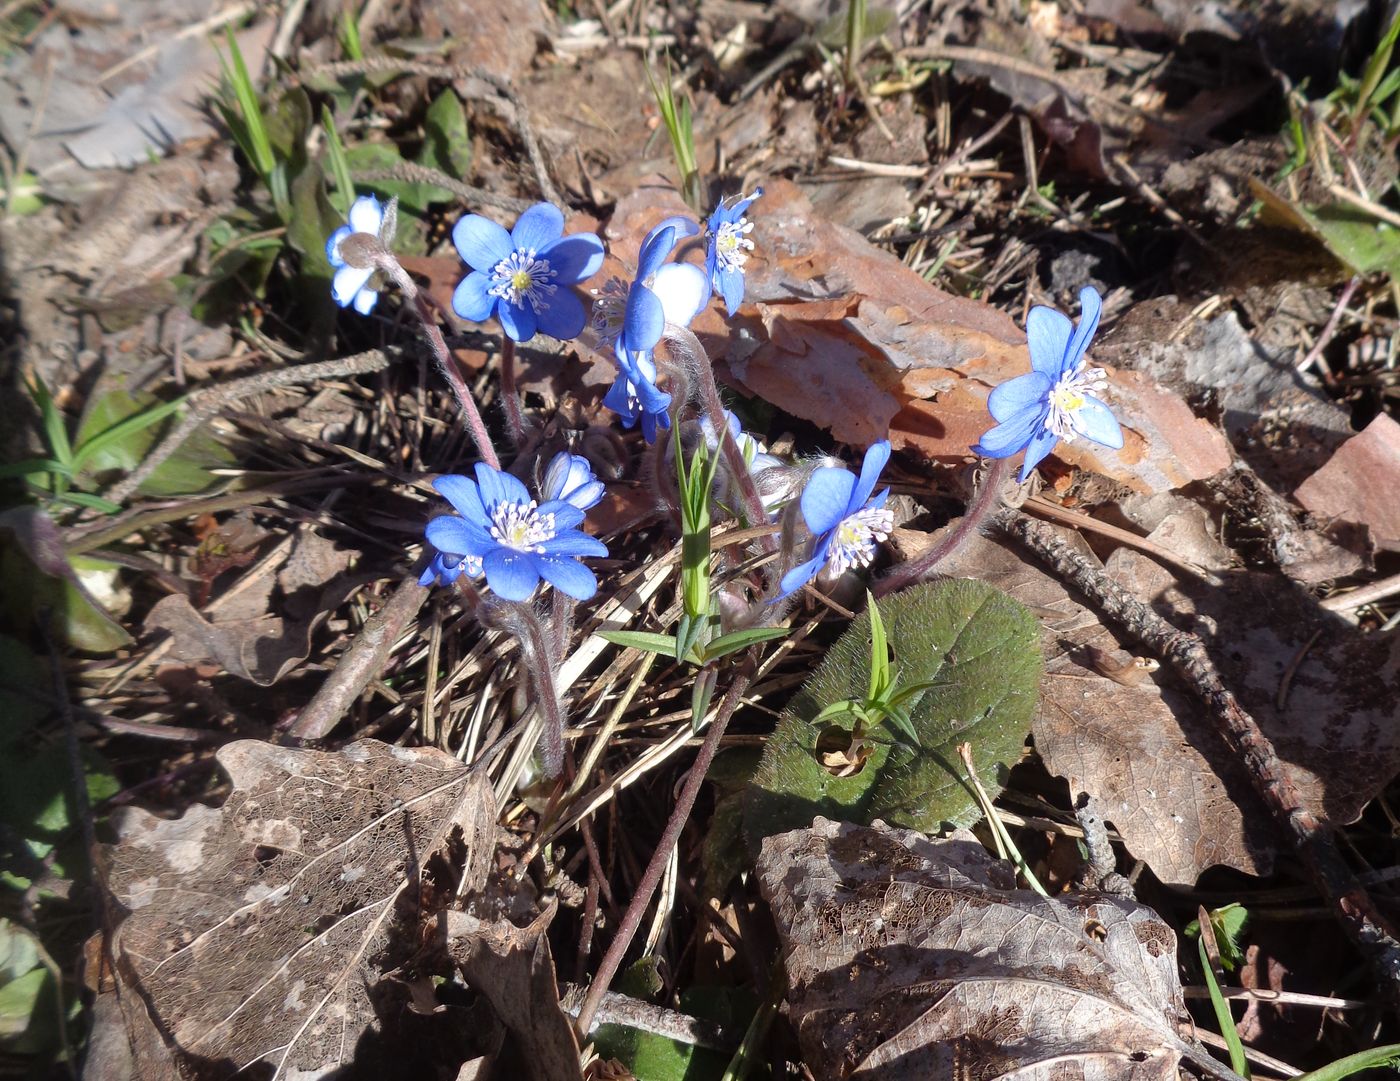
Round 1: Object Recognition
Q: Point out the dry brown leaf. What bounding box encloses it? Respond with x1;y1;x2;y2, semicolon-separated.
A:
706;180;1230;494
756;818;1212;1079
926;524;1400;884
100;739;497;1079
440;904;582;1081
1295;413;1400;553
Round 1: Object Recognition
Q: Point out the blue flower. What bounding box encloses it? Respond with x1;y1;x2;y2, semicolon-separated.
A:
704;188;762;317
423;465;609;602
326;194;389;315
777;441;894;599
418;551;483;588
699;410;790;518
972;286;1123;482
593;216;710;443
541;451;605;511
451;202;605;342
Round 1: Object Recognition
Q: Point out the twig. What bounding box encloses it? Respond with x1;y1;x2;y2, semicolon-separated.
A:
1297;274;1360;377
101;349;394;506
353;162;530;214
1321;570;1400;612
573;660;755;1038
1001;511;1400;1009
307;58;562;205
286;573;428;741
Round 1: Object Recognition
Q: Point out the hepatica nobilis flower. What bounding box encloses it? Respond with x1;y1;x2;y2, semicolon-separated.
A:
423;464;608;602
540;451;605;511
973;285;1123;482
704;188;762;317
778;440;894;599
594;215;709;442
326;194;395;315
452;202;605;342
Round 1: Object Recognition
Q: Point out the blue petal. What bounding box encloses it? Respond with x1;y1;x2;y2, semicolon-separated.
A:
1019;425;1060;482
640;406;670;444
452;214;513;271
326;225;352;268
332;265;374;308
542;529;608;558
637;216;699;280
778;554;826;599
603;374;638;425
850;440;891;511
536;501;586;531
482;549;541;602
541;234;605;283
452;270;496;322
433;474;489;525
987;372;1051;423
498;298;538;342
352;287;378;316
535;555;598;600
348;195;383;236
474;463;532;510
535;286;587;341
425;515;493;558
1066;285;1103;367
1069;394;1122;449
718;266;745;317
1026;305;1073;378
972;407;1046;459
623;282;665;354
652;263;709;327
511;202;565;253
801;467;857;536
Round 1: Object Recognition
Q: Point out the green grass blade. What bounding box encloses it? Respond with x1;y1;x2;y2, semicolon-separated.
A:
1197;937;1250;1078
221;26;275;179
322;105;357;216
26;376;73;470
1292;1044;1400;1081
595;630;681;655
0;457;70;479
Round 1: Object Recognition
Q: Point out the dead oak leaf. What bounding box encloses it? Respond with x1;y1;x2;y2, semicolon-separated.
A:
756;818;1214;1079
99;739;496;1079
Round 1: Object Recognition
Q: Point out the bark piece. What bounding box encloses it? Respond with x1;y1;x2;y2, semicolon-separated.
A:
1295;413;1400;552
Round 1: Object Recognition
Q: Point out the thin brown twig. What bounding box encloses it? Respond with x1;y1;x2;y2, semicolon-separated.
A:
100;349;394;507
1000;510;1400;1009
307;58;562;205
573;660;755;1038
353;162;530;214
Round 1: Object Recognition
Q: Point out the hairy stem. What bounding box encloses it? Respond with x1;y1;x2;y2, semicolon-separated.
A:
875;457;1013;597
483;599;568;778
661;325;772;535
376;255;500;471
499;335;526;447
573;661;754;1037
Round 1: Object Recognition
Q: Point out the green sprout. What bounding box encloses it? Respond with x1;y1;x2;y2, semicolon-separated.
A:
646;57;703;214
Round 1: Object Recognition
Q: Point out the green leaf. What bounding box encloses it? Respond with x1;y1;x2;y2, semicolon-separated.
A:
264;87;313;172
72;389;232;498
420;89;471;184
744;579;1041;846
25;376;73;472
344;141;442;216
287;159;344;283
1293;1044;1400;1081
322;106;356;216
866;591;890;701
592;987;757;1081
596;630;680;656
1197;937;1250;1078
700;626;789;661
219;27;276;180
1185;903;1249;973
0;637;49;742
0;966;49;1041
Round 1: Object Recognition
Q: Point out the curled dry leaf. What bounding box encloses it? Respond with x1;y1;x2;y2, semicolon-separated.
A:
438;905;582;1081
99;739;496;1079
924;521;1400;884
703;180;1230;494
756;817;1211;1079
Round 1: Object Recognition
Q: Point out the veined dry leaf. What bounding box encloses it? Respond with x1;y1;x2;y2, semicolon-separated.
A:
100;740;497;1079
925;523;1400;884
757;818;1213;1079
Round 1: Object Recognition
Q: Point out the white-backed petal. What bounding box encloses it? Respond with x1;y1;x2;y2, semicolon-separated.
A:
348;194;383;236
652;262;709;327
352;287;378;315
332;265;374;307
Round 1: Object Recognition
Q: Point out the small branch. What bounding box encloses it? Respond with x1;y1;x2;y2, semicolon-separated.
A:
353;162;530;214
286;573;428;741
1001;511;1400;1010
573;661;755;1037
875;457;1012;597
308;58;561;205
101;349;394;506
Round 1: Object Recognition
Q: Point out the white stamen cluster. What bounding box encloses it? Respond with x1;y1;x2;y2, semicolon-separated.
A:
713;217;755;272
827;507;895;577
488;249;559;309
1045;362;1109;442
590;276;629;346
490;500;556;553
